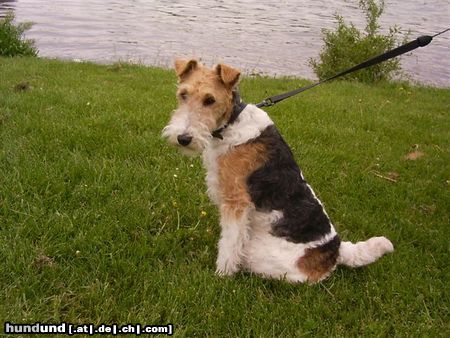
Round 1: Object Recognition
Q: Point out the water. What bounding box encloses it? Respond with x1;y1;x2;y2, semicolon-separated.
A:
1;0;449;86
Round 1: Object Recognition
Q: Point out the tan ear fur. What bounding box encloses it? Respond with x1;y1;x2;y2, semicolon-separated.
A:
174;59;198;79
216;64;241;89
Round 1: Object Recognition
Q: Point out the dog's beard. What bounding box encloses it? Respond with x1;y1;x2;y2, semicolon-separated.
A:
176;131;211;156
162;111;212;156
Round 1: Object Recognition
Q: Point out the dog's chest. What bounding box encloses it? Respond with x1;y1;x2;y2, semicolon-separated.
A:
202;144;225;206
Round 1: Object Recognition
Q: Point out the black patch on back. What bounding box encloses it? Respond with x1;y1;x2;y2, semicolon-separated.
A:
316;234;341;257
247;125;332;243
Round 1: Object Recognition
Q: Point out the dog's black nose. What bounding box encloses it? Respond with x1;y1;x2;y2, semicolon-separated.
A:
177;134;192;146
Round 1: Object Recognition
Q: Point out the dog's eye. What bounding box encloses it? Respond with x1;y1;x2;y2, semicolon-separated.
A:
178;91;188;101
203;95;216;106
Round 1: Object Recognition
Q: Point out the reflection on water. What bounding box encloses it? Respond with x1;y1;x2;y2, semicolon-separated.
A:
2;0;449;86
0;0;16;13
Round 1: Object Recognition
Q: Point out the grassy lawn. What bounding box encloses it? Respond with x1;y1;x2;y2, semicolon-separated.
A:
0;57;448;336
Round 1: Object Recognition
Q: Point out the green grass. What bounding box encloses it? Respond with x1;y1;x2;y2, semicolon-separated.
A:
0;57;449;336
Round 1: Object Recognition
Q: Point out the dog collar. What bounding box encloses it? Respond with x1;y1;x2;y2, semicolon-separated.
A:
212;91;247;139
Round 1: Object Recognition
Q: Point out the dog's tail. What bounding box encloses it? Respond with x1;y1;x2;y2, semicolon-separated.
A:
337;236;394;267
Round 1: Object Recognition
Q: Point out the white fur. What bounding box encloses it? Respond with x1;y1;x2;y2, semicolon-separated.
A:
216;208;251;275
213;104;274;152
338;237;394;267
162;106;212;155
244;209;338;282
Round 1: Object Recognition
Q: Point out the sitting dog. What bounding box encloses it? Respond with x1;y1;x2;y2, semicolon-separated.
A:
162;59;394;283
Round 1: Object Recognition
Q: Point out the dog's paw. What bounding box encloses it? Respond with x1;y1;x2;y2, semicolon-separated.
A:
215;267;235;277
216;257;240;277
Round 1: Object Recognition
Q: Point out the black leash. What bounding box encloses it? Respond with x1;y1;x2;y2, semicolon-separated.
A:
212;28;449;139
256;28;450;108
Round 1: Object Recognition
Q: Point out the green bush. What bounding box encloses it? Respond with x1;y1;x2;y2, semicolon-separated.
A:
309;0;406;83
0;12;37;57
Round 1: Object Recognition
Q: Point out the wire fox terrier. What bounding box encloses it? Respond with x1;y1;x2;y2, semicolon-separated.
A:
162;59;394;283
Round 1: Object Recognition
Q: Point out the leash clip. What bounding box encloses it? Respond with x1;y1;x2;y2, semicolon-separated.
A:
258;98;274;108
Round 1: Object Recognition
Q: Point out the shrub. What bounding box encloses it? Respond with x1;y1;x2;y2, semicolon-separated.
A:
0;12;37;57
309;0;406;83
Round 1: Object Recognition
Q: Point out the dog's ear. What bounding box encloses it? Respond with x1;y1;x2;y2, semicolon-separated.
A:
216;63;240;89
174;59;198;79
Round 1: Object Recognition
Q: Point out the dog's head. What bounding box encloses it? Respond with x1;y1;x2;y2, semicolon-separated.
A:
162;59;241;155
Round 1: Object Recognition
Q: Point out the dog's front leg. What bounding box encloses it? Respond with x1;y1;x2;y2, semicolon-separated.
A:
216;207;250;276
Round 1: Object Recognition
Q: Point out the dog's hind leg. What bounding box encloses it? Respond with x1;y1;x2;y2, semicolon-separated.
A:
337;236;394;267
